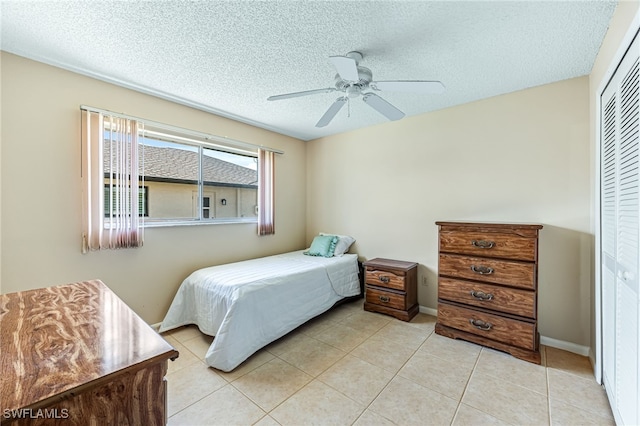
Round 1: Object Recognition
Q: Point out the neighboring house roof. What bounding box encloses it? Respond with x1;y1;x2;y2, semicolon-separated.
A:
104;144;258;187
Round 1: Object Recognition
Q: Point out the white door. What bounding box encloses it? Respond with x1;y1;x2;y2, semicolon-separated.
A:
600;29;639;426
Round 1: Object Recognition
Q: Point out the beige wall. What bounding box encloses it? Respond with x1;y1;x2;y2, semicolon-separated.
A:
307;76;592;349
0;52;307;323
588;1;640;360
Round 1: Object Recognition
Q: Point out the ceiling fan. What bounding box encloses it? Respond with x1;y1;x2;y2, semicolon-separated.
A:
267;51;445;128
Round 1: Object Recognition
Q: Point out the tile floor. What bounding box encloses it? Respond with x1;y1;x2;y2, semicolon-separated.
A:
161;299;614;425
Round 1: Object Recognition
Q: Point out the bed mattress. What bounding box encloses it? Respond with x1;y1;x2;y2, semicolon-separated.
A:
158;250;360;371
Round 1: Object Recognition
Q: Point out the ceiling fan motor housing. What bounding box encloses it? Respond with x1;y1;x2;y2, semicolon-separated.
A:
334;66;372;95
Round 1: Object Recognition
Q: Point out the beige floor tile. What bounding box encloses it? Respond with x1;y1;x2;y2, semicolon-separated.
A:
549;398;615;425
163;325;203;343
452;403;512;426
547;369;613;419
369;376;458;425
166;361;227;417
314;323;374;352
181;332;214;360
318;354;394;405
338;310;391;334
277;334;347;377
320;303;360;323
231;358;312;411
545;346;594;380
168;384;265;426
420;333;481;367
404;312;437;332
253;415;282;426
164;337;200;375
462;372;549;425
351;335;416;373
296;315;338;338
270;380;364;426
352;409;396;426
216;349;275;382
398;350;473;400
265;329;308;357
475;347;547;395
372;321;429;350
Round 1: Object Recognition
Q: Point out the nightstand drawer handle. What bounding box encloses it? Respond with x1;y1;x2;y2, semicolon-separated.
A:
469;318;493;331
471;265;494;275
471;240;495;249
379;295;390;303
470;290;494;301
379;276;390;284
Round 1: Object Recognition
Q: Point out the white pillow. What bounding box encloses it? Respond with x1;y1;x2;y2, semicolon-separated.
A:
320;232;355;256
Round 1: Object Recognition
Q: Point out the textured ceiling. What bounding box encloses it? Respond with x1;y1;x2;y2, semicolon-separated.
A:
1;1;617;141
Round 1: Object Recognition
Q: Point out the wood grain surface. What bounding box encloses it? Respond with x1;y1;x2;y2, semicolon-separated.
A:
437;277;536;318
439;229;538;261
0;280;178;422
438;253;536;289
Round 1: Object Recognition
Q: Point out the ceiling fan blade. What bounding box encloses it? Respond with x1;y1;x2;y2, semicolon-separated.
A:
316;97;348;128
329;55;359;82
371;80;445;94
267;88;336;101
362;93;405;121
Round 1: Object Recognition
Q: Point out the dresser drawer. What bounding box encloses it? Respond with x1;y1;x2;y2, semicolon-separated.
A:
439;229;537;261
438;277;536;319
437;302;537;350
365;269;406;291
439;254;535;290
366;286;406;310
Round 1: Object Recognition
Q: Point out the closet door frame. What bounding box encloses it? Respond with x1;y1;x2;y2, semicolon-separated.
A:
595;8;640;387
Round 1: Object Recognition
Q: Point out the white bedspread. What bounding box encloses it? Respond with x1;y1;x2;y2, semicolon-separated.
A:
158;250;360;371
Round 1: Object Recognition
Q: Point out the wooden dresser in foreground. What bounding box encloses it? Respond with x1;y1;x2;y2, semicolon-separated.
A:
435;222;543;364
364;258;418;321
0;280;178;425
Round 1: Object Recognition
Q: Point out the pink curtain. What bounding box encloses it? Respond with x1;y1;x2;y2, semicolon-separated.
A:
257;149;275;235
81;109;144;252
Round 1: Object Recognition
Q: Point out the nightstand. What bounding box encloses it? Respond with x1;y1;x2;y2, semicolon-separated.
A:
363;258;418;321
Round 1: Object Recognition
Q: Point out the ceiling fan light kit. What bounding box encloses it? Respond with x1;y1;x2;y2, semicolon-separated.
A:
267;51;445;128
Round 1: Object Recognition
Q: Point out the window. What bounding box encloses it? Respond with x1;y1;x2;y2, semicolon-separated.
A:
82;107;277;252
104;186;148;217
133;134;258;224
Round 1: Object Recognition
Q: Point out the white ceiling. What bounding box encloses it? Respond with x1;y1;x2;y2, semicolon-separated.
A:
1;1;617;141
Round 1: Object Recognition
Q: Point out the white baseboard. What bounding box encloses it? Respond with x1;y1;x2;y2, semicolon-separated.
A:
149;322;161;332
540;335;590;357
419;305;438;317
419;305;590;357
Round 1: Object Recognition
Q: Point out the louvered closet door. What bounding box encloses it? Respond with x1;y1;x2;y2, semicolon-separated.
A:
600;29;639;426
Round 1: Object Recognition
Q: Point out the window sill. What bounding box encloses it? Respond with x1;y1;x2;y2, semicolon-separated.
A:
142;218;258;228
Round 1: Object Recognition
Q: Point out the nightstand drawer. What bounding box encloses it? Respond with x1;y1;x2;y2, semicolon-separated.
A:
438;277;536;319
439;230;537;261
365;269;406;291
366;286;406;310
439;254;535;289
437;302;537;351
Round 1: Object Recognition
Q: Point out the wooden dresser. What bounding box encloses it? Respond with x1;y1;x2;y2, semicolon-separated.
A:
0;280;178;425
364;258;418;321
434;222;543;364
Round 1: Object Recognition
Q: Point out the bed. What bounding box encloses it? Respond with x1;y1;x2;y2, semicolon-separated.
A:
158;249;361;372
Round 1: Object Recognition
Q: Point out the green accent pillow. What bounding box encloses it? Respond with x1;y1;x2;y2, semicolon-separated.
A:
304;235;338;257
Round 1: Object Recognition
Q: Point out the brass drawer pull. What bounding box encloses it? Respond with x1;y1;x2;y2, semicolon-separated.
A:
379;276;390;283
379;295;390;303
471;240;495;249
471;265;494;275
469;318;493;331
470;290;494;301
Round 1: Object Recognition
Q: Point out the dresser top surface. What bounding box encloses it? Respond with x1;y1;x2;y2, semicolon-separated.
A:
363;258;418;270
0;280;178;411
436;221;543;230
